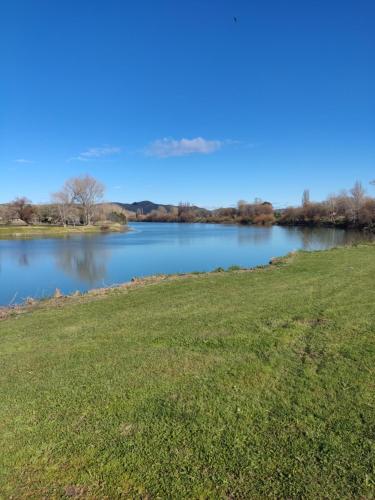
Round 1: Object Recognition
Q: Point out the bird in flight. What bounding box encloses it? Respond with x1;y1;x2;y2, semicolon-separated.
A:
233;16;238;23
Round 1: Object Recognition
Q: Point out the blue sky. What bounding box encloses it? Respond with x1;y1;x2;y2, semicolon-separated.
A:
1;0;374;208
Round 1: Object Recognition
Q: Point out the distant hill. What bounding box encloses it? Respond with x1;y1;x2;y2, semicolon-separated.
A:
111;201;210;215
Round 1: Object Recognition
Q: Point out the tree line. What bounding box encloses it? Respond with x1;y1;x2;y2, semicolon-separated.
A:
135;180;375;230
0;175;127;226
140;199;275;225
278;181;375;229
2;177;375;231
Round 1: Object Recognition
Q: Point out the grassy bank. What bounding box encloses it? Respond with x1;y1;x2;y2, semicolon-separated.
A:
0;223;127;238
1;246;375;498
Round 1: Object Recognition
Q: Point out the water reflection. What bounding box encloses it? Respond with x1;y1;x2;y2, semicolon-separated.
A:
0;223;373;305
17;253;29;267
237;226;272;245
54;238;110;284
283;226;374;250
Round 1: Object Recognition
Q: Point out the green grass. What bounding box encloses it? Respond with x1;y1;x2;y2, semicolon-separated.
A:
0;224;127;239
1;246;375;498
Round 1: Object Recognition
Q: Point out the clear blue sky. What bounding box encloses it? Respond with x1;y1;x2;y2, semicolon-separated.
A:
1;0;374;208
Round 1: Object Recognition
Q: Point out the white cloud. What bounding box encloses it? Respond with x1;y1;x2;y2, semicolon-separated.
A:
146;137;222;158
14;158;34;164
69;146;121;162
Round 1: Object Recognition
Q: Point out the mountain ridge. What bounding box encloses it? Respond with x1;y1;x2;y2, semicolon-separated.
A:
111;200;209;215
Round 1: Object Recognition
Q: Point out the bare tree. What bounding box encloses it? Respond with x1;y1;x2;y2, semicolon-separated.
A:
0;204;14;224
64;175;105;225
178;202;194;222
326;194;338;224
351;181;365;205
302;189;310;207
10;197;35;223
350;181;365;223
51;190;72;226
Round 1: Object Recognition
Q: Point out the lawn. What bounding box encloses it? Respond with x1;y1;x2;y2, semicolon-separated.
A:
0;224;127;238
0;245;374;498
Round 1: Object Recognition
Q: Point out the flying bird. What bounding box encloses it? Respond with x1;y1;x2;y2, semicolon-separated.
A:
233;16;238;23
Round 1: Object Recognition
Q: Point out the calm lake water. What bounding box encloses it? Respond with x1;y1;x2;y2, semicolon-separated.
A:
0;222;371;305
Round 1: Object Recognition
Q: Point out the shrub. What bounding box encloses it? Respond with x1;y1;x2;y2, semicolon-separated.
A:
253;213;276;225
228;265;241;271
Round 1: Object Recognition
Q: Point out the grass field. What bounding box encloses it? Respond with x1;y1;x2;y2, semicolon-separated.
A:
0;224;127;238
1;245;375;498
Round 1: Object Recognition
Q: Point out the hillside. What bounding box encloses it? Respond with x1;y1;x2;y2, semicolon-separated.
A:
112;200;209;215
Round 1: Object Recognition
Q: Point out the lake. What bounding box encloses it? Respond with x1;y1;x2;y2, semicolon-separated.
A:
0;222;371;305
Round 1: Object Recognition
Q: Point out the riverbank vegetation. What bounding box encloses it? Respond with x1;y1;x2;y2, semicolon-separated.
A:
0;223;127;238
133;180;375;231
1;244;374;497
2;178;375;231
278;182;375;229
0;175;128;235
136;199;276;225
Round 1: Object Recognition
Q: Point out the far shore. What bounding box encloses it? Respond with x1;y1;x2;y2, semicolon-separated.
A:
0;223;129;239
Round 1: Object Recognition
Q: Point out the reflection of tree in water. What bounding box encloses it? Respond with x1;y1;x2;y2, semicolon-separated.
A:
237;226;272;245
174;225;274;247
8;243;30;268
341;229;375;245
286;227;375;250
301;227;333;249
1;248;30;269
55;237;110;284
17;253;29;266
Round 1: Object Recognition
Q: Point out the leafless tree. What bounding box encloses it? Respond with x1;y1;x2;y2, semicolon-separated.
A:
10;197;35;223
64;175;105;225
51;190;72;226
0;204;14;224
326;195;338;223
178;202;194;222
350;181;365;223
302;189;310;207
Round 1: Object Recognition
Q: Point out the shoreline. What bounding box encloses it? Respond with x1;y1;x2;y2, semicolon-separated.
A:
1;242;373;316
0;254;290;320
0;223;129;239
131;218;374;231
2;243;375;497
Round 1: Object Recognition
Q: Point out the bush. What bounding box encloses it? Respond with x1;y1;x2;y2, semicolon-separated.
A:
253;213;276;225
228;265;241;271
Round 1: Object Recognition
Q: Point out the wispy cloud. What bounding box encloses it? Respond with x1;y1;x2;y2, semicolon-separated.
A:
14;158;34;164
69;146;121;162
145;137;222;158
